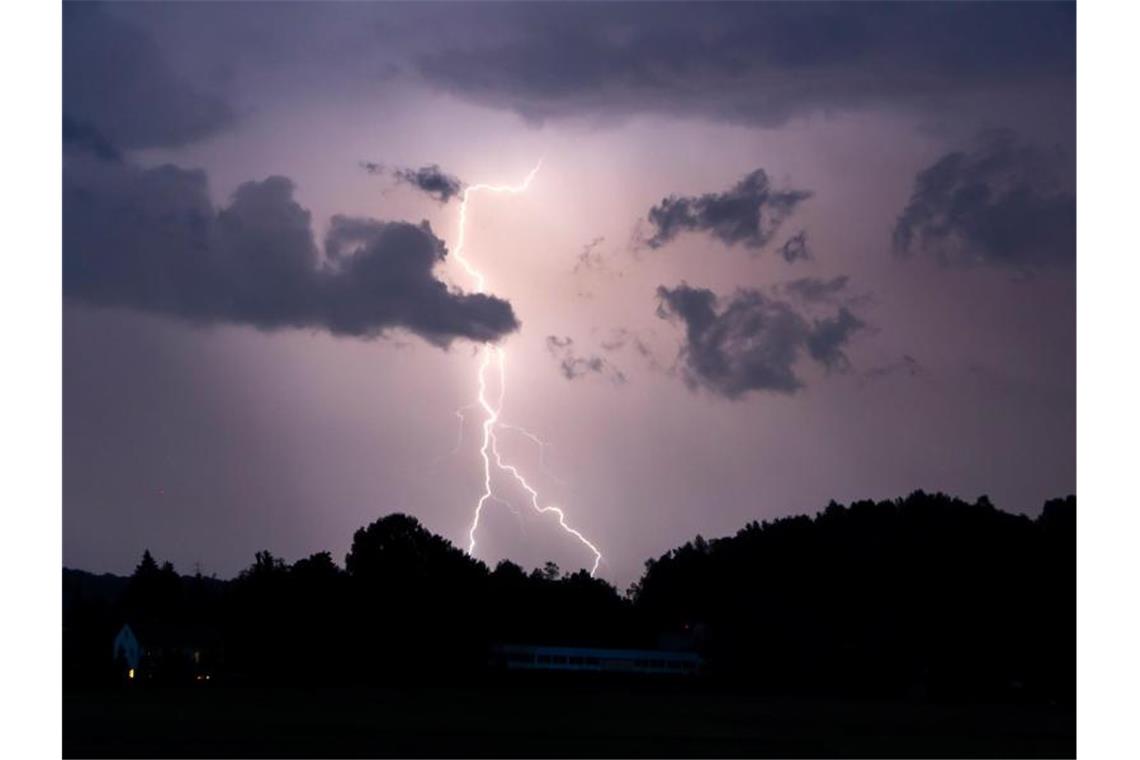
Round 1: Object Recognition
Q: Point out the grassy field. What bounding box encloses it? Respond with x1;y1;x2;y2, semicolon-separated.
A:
64;683;1075;758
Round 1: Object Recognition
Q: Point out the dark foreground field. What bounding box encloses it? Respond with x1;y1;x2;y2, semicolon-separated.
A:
64;683;1075;758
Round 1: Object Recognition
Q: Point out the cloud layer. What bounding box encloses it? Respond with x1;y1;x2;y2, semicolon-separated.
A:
63;150;518;345
414;2;1074;128
645;169;811;251
893;130;1075;270
63;4;233;150
656;283;863;399
62;7;516;347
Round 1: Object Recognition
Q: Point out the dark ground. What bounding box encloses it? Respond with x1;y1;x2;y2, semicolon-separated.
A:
63;683;1076;758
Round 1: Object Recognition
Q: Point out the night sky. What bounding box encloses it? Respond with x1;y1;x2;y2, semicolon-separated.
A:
63;2;1075;587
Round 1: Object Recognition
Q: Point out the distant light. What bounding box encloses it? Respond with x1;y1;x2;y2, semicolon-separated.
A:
128;668;134;680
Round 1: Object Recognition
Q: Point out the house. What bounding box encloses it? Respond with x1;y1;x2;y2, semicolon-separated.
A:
111;621;220;682
111;624;140;678
491;644;702;675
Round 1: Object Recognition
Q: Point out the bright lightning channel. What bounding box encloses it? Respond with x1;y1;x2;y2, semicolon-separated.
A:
452;162;603;576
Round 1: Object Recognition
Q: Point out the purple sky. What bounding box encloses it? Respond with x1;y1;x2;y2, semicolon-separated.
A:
63;2;1075;587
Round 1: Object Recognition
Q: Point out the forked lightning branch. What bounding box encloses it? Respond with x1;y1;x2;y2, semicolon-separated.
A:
450;163;604;576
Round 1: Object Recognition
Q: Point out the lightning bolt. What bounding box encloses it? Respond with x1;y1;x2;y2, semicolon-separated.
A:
498;423;567;486
452;162;603;576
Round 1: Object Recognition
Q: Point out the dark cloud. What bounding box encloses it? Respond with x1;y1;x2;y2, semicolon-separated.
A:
655;283;864;399
782;275;850;304
63;3;234;150
359;161;385;175
893;130;1075;270
806;308;865;372
63;153;518;346
645;169;811;251
62;116;122;163
393;164;464;204
545;336;626;385
414;2;1074;128
777;231;811;263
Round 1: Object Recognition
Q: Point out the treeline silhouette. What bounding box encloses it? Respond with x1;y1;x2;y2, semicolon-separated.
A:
63;491;1074;702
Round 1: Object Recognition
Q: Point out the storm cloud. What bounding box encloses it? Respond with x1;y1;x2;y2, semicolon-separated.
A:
62;116;122;163
655;283;863;399
645;169;811;251
61;7;512;346
64;3;233;150
63;151;518;346
893;130;1075;270
393;164;464;204
806;308;866;372
414;2;1074;128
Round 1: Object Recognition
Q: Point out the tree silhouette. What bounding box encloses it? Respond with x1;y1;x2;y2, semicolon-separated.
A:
536;561;561;582
63;492;1074;702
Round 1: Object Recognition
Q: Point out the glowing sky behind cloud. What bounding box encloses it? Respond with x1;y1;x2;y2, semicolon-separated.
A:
63;2;1074;587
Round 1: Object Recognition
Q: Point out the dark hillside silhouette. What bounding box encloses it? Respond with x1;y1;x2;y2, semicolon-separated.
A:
631;492;1075;701
63;492;1074;703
